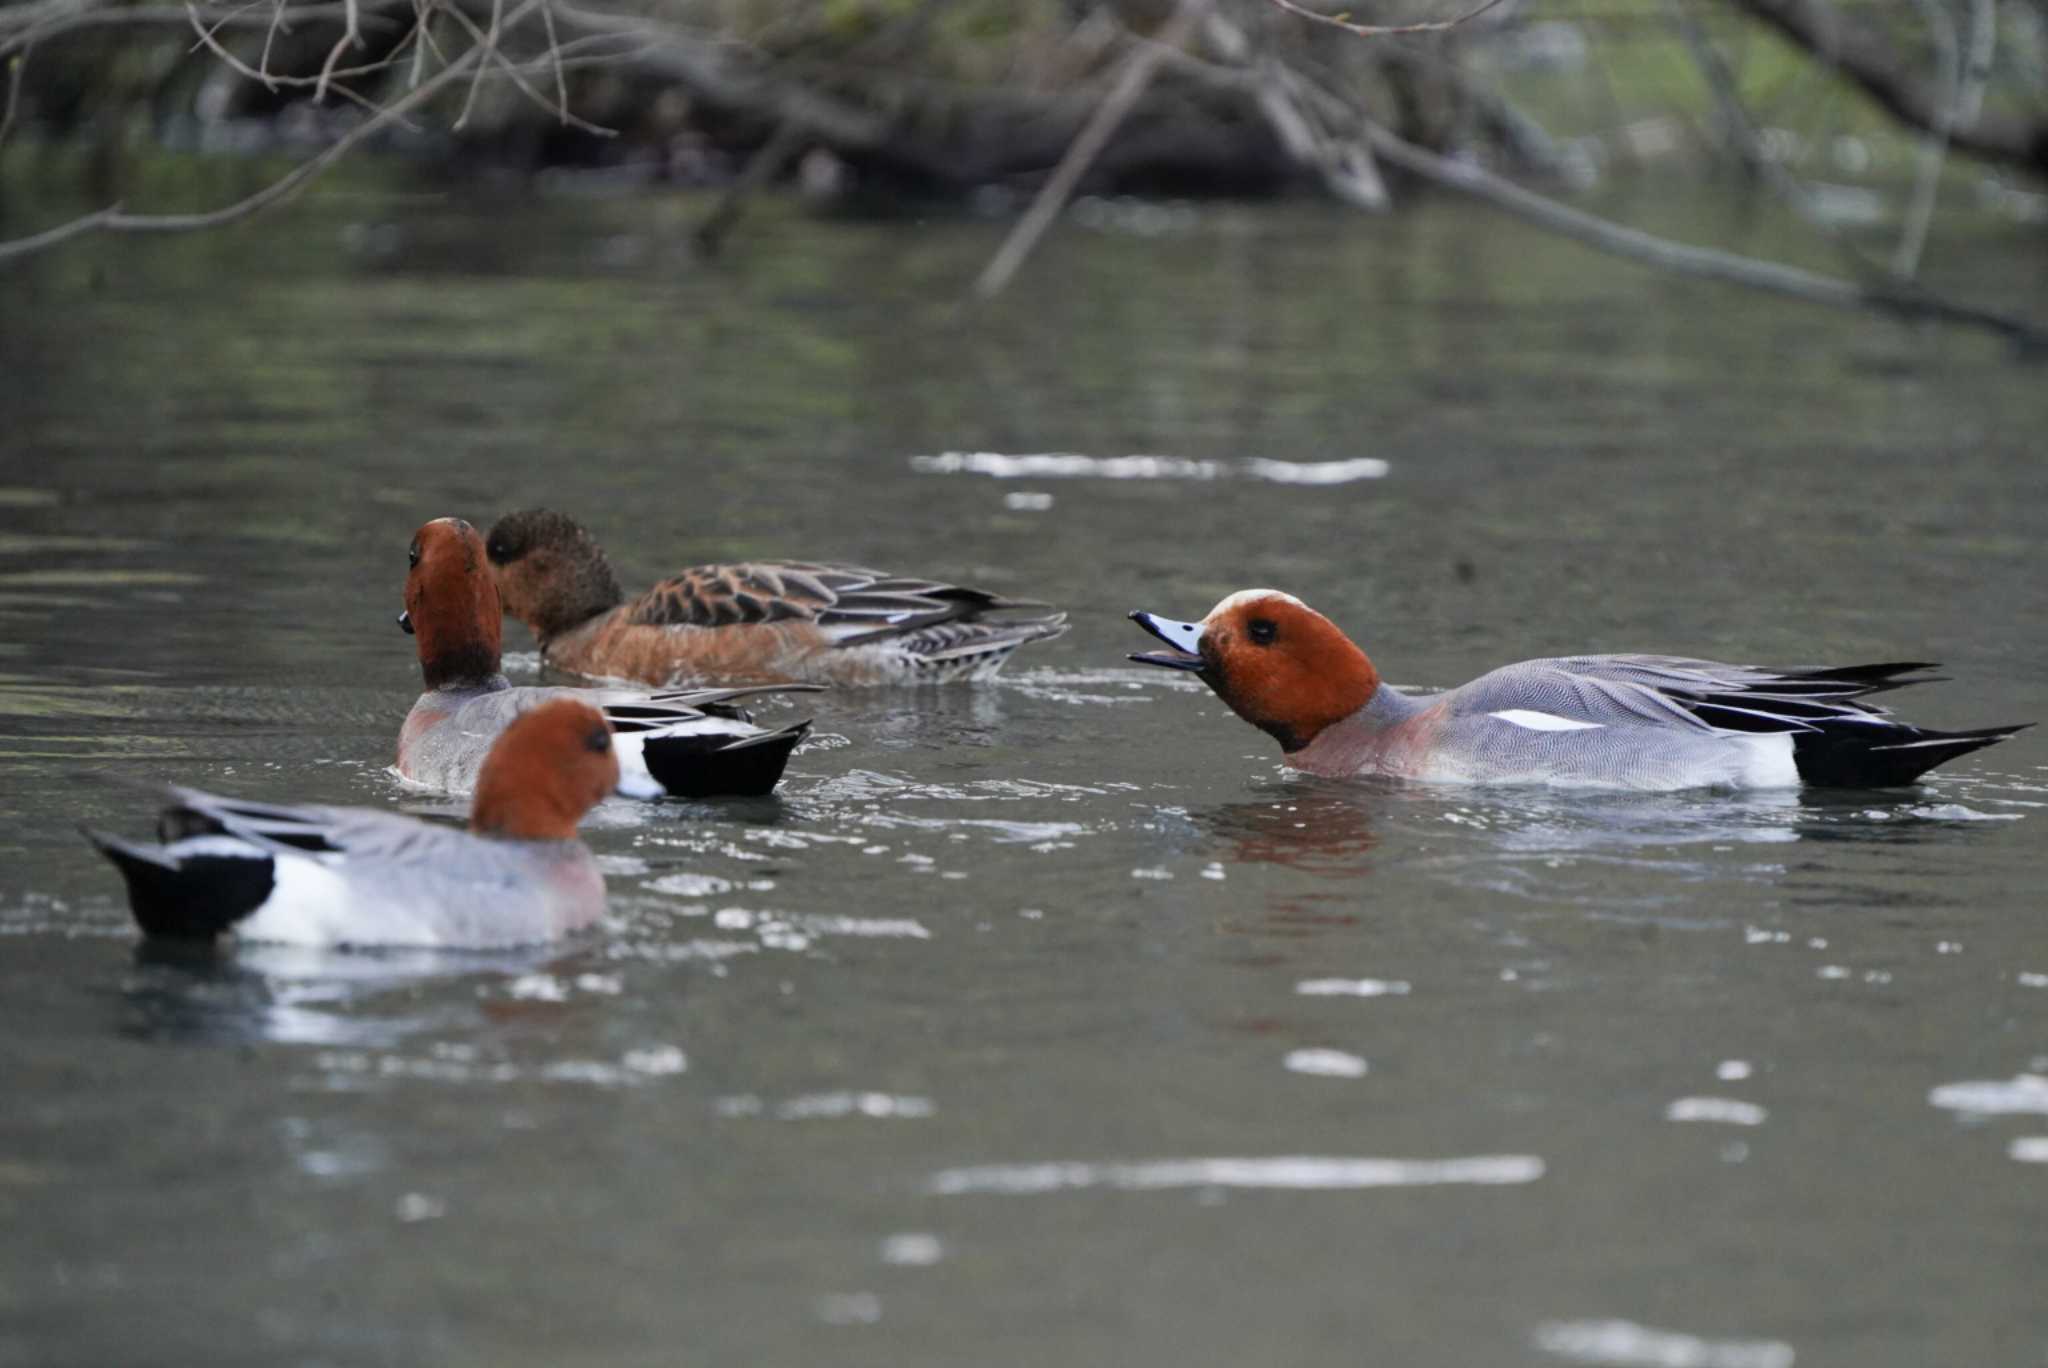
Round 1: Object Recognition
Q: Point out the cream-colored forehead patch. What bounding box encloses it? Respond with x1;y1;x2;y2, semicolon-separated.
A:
1206;588;1306;619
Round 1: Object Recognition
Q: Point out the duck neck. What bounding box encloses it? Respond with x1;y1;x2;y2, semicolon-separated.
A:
1299;680;1422;747
534;554;623;646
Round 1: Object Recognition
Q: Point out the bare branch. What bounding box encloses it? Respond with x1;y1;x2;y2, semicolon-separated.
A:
442;0;613;135
259;0;288;89
540;0;567;124
454;0;501;129
974;0;1212;300
2;1;405;62
0;0;543;266
1725;0;2047;178
313;0;364;105
1267;0;1509;39
1352;116;2048;348
184;1;422;126
0;48;25;153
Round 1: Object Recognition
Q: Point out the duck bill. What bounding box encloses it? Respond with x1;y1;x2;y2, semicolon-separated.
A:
397;610;414;636
1127;610;1206;672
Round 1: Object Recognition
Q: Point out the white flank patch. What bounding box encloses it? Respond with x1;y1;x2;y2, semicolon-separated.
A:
1737;732;1800;788
1533;1319;1795;1368
610;739;665;799
1490;709;1603;732
923;1154;1544;1196
1665;1097;1768;1126
238;854;371;947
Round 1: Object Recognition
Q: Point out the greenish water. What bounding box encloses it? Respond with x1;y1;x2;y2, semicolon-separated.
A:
1;184;2045;1367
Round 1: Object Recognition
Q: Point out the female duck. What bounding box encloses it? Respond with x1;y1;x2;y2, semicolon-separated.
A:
483;508;1067;687
86;699;650;947
1130;590;2026;790
399;517;812;798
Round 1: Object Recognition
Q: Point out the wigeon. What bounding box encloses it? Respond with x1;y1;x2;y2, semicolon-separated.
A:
482;508;1068;687
85;698;650;947
400;517;813;798
1130;590;2028;791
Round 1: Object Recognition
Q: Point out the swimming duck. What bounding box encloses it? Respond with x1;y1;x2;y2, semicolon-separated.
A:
484;508;1067;687
1130;590;2027;790
86;698;647;946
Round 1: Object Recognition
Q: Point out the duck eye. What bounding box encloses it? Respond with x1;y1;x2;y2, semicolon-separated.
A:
407;541;421;569
486;537;508;561
586;726;612;754
1247;618;1277;645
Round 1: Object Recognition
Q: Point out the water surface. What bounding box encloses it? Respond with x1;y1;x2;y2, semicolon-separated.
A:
1;186;2045;1367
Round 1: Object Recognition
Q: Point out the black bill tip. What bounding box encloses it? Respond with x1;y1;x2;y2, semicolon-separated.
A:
1128;649;1205;672
397;610;414;635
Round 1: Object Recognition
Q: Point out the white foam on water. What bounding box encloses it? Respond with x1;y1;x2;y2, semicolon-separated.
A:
923;1154;1543;1195
908;451;1389;485
1533;1319;1794;1368
1666;1097;1767;1126
1296;978;1412;998
1284;1049;1369;1078
2008;1136;2048;1163
1928;1073;2048;1116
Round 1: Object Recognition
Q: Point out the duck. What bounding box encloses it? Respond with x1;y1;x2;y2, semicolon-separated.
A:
84;698;649;946
399;517;813;798
1129;590;2028;790
482;508;1068;687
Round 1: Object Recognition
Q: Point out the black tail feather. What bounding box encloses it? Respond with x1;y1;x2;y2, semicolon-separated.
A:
1777;662;1948;695
639;720;811;798
82;827;273;940
1792;722;2031;788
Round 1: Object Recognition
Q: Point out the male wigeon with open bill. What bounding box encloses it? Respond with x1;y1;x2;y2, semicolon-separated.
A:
482;508;1069;687
399;517;815;799
84;699;645;948
1129;590;2029;791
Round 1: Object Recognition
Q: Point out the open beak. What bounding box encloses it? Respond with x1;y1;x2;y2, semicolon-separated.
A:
397;610;414;635
1128;610;1206;672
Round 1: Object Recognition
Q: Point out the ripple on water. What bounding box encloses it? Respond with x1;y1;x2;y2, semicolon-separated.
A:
1665;1098;1767;1126
922;1154;1543;1195
1533;1319;1795;1368
1927;1074;2048;1116
717;1092;935;1120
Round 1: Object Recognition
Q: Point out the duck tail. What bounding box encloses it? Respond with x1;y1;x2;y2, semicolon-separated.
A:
639;719;811;798
1792;721;2032;788
81;825;275;940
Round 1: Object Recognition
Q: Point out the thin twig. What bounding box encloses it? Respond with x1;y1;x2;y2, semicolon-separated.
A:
314;0;364;104
0;1;540;266
259;0;289;88
184;1;420;126
1663;0;1893;285
443;0;612;135
693;117;804;255
1;0;403;62
1891;0;1958;278
0;47;26;153
973;0;1210;300
540;0;567;125
454;0;501;128
1266;0;1509;39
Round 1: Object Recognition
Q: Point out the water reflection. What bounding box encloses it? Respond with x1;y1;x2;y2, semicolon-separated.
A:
1196;784;1383;874
116;940;563;1047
